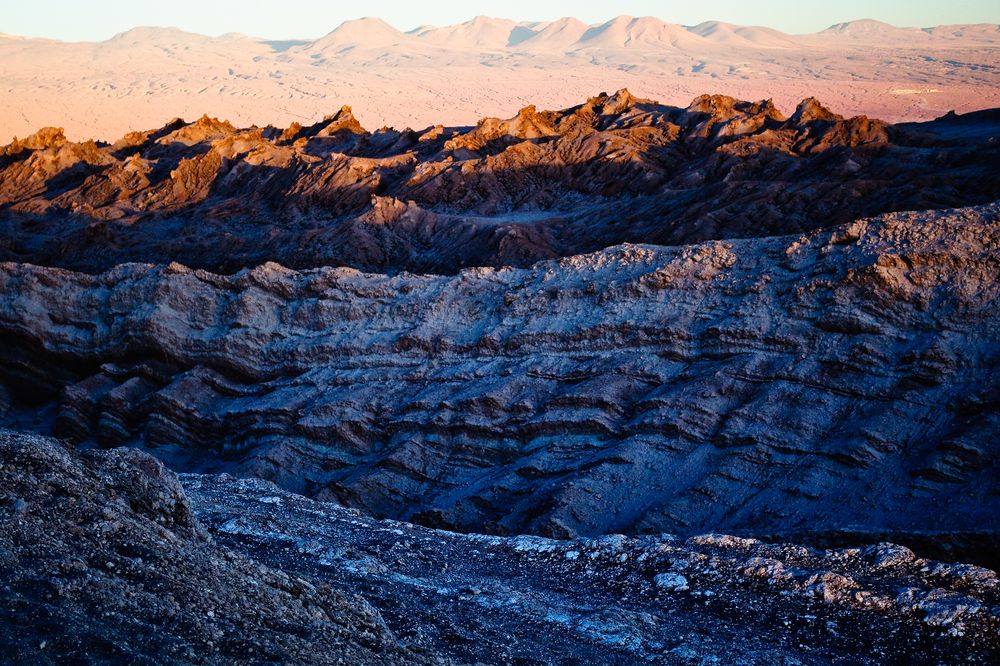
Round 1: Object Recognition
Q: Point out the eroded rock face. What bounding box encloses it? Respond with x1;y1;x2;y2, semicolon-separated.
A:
0;431;427;664
0;91;997;275
1;204;997;550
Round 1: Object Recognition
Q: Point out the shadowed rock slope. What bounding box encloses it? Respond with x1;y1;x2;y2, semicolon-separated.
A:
0;431;430;665
1;204;997;561
0;92;997;274
2;430;999;664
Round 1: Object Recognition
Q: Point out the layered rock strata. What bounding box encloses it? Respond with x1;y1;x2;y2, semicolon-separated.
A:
1;204;997;552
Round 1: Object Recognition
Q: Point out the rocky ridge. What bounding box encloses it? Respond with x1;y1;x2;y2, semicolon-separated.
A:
1;203;997;560
1;91;997;274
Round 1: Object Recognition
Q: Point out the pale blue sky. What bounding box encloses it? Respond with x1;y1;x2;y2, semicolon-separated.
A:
2;0;998;41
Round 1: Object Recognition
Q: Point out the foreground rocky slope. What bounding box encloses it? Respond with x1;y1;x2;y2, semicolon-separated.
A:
189;473;1000;664
1;204;997;561
1;91;997;274
0;431;426;665
3;430;998;664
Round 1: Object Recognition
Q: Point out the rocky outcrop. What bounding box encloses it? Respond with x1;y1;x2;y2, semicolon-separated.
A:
0;430;428;664
0;91;997;274
1;204;997;555
2;430;997;664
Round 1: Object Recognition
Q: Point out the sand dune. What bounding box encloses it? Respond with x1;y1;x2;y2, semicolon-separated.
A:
1;15;998;142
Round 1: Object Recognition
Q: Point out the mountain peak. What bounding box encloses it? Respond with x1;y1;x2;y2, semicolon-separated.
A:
518;17;588;50
157;115;235;146
603;88;640;114
308;17;406;50
106;26;209;45
825;18;898;31
413;15;528;49
318;106;365;135
469;15;512;26
790;97;843;124
688;21;799;48
8;126;67;151
819;18;920;38
579;16;706;49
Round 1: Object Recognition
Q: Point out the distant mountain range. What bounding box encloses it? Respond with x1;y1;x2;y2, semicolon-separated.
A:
67;16;999;53
1;16;998;141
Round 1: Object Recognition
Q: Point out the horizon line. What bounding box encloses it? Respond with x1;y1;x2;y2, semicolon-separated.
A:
3;14;998;43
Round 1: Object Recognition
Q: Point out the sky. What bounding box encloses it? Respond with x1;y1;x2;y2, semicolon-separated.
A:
2;0;998;41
